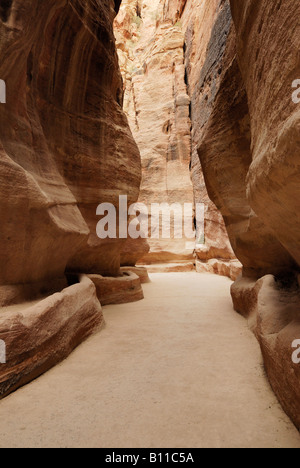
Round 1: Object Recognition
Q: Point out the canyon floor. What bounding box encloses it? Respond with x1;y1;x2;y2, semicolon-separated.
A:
0;272;299;448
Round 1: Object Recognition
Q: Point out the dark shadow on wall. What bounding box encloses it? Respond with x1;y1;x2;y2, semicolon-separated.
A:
114;0;122;15
0;0;13;22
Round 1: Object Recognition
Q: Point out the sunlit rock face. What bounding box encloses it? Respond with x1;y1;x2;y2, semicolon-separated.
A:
115;0;237;271
115;0;194;266
0;0;141;307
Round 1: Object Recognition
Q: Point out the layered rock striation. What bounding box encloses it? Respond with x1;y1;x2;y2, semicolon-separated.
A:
180;0;300;428
0;0;142;396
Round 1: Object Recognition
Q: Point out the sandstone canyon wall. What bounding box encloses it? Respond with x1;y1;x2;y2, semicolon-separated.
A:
115;0;240;277
229;0;300;430
0;0;299;433
116;0;300;429
0;0;142;397
178;0;300;429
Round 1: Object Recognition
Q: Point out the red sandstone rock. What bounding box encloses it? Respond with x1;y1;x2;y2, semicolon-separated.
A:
121;236;150;267
120;266;151;284
232;275;300;429
189;0;300;428
0;0;141;308
0;275;103;399
88;271;144;306
196;259;242;282
115;1;195;266
0;0;142;395
144;262;195;273
230;0;300;269
115;0;237;275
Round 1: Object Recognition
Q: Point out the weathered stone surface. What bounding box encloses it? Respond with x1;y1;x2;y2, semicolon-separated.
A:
181;0;236;265
88;271;144;306
196;259;242;282
115;0;195;266
0;0;141;308
121;236;150;267
227;0;300;429
120;266;151;284
115;0;237;276
0;0;142;393
197;24;294;279
188;0;300;428
145;262;195;273
0;275;103;399
230;0;300;270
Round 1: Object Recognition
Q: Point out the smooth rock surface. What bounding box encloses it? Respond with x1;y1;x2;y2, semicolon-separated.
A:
189;0;300;428
120;266;151;284
88;271;144;306
114;0;238;275
0;0;141;308
230;0;300;269
0;275;103;399
0;0;142;392
232;275;300;429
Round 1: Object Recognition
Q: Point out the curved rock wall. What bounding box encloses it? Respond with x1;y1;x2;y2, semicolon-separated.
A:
228;0;300;429
183;0;300;428
180;0;241;279
0;0;141;307
0;0;142;396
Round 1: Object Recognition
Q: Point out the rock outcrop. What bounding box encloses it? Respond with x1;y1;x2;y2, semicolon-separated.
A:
88;270;144;306
0;275;103;399
0;0;141;396
180;0;238;273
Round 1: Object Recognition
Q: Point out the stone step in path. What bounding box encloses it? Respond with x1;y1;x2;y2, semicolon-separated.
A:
0;273;299;448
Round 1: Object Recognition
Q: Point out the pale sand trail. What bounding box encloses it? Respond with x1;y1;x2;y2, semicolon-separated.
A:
0;273;299;448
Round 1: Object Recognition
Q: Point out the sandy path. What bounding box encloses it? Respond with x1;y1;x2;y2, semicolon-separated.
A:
0;273;299;448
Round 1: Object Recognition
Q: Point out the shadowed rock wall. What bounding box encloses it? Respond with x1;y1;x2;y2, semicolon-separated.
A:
0;0;142;396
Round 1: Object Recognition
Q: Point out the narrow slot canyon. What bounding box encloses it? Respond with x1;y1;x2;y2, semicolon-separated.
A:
0;0;299;449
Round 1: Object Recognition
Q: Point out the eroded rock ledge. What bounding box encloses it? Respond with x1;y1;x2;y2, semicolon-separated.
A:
0;276;103;399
